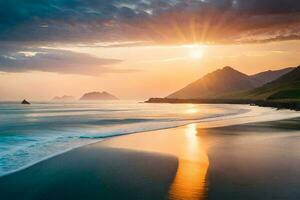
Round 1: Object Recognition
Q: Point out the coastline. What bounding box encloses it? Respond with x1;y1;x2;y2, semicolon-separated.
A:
1;113;300;199
145;98;300;111
0;103;299;178
0;124;207;200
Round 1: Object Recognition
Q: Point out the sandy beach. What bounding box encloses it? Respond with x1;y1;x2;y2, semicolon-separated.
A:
1;117;300;200
1;1;300;199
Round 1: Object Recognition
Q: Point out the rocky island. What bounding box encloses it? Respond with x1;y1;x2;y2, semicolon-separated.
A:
21;99;30;104
80;91;118;101
52;95;75;101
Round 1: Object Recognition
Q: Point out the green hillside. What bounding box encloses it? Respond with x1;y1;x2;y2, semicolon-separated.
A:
268;89;300;100
167;66;292;99
234;66;300;101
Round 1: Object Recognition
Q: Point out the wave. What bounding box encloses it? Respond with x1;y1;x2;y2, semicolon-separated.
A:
0;102;299;177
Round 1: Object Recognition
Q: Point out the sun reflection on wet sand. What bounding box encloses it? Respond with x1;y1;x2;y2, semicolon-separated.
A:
168;124;209;200
100;123;209;200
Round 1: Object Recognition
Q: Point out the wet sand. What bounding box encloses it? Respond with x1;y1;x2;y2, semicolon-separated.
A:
0;147;178;200
204;118;300;200
1;117;300;200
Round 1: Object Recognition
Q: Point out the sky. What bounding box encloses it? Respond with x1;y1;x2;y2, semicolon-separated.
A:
0;0;300;100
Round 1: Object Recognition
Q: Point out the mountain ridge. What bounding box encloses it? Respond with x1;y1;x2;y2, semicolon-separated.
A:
167;66;294;99
239;66;300;100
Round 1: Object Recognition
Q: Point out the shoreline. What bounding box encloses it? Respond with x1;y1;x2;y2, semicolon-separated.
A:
0;124;207;200
1;104;300;178
1;115;300;199
145;98;300;111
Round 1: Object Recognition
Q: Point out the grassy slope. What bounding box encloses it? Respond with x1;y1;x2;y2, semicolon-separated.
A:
224;66;300;101
268;89;300;100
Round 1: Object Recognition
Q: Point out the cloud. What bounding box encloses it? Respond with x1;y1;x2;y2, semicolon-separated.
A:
0;47;128;75
0;1;299;75
0;0;299;45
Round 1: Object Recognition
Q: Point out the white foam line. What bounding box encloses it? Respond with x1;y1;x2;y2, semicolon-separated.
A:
1;105;299;177
0;139;103;178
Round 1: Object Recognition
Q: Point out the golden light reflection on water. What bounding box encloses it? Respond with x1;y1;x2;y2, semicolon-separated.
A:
185;105;199;114
100;122;210;200
168;124;209;200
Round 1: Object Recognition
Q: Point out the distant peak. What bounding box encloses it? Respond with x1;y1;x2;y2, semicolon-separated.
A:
80;91;118;100
222;66;235;71
203;66;246;79
209;66;245;76
52;95;75;101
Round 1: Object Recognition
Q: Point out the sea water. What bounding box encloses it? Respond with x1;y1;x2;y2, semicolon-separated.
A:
0;100;299;176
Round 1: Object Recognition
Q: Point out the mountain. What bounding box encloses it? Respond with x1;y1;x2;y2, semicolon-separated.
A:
249;67;294;87
168;66;254;99
241;66;300;100
167;66;293;99
52;95;75;101
80;91;118;100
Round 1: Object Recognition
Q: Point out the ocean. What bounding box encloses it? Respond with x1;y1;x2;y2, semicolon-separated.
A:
0;100;299;177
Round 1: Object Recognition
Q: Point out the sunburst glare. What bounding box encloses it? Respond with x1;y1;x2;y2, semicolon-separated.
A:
186;45;205;60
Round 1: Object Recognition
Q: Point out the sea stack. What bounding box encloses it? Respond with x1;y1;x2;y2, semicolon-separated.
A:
21;99;30;104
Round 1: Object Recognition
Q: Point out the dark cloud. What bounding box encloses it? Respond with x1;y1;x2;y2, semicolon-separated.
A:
0;0;299;44
233;0;300;14
0;47;128;75
0;0;300;75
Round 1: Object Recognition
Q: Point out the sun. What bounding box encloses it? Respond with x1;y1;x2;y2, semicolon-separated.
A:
186;45;204;60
